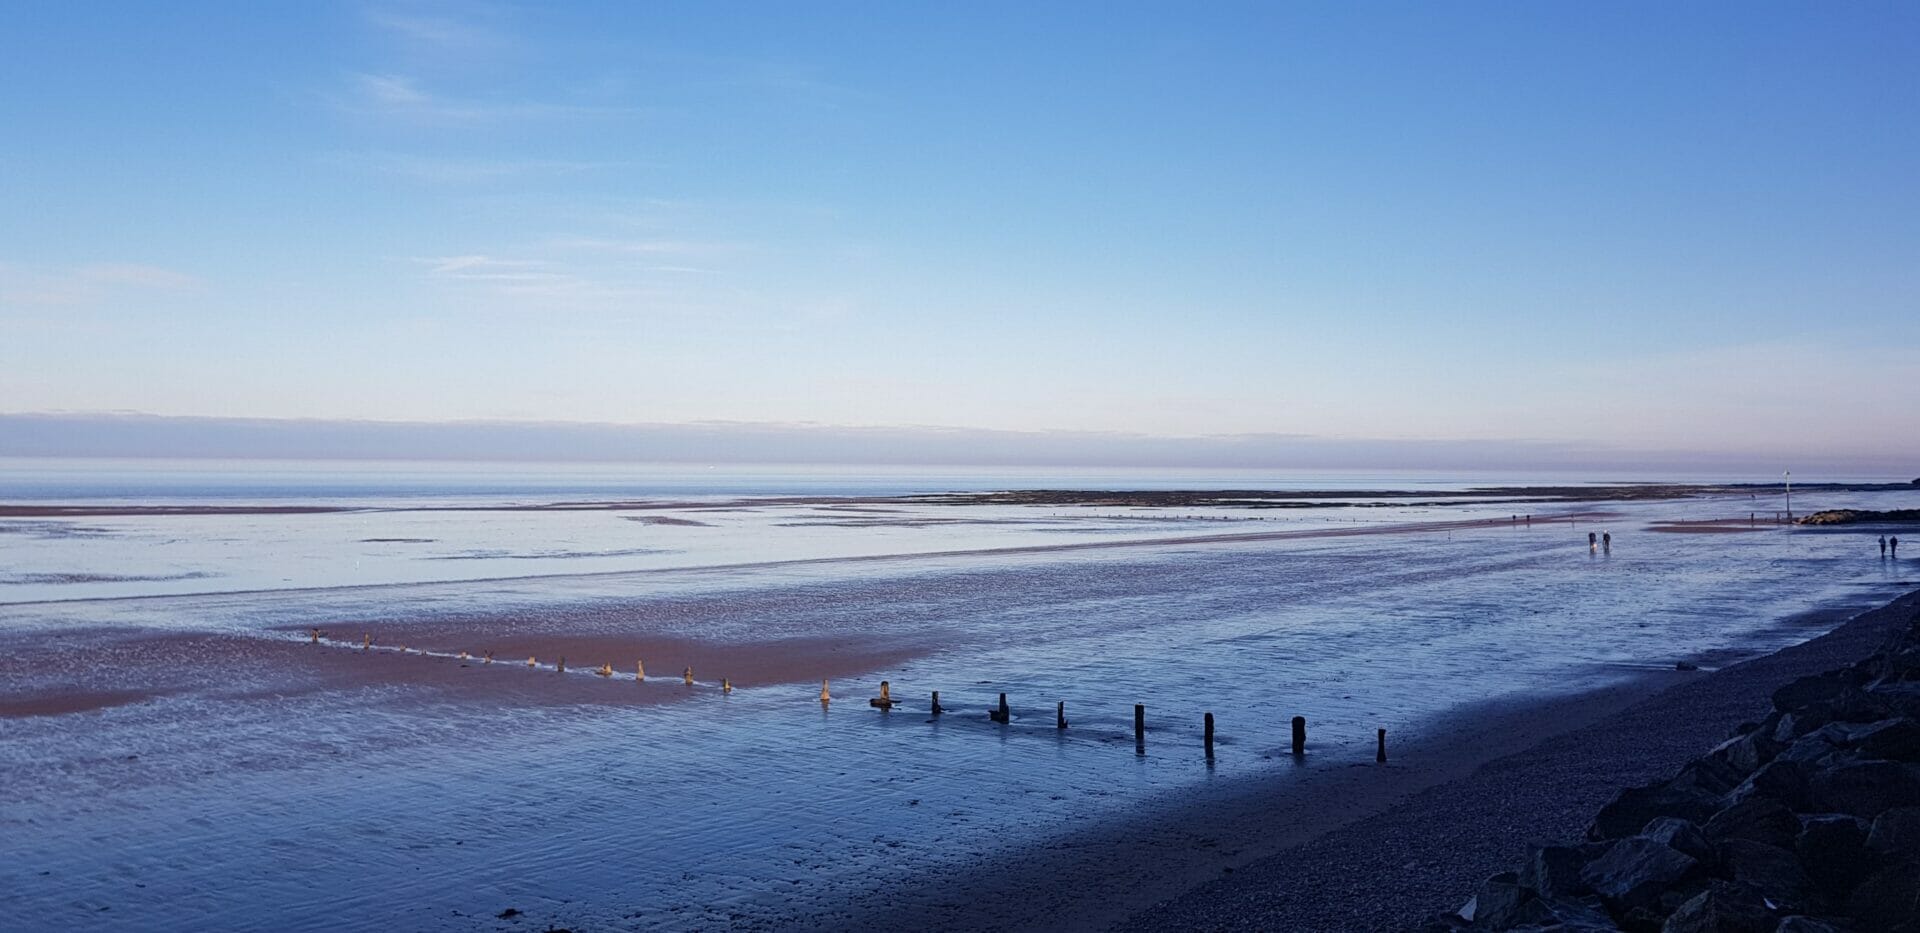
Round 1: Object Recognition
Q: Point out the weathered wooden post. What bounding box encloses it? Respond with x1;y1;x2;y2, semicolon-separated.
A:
1205;712;1215;755
723;678;733;694
557;657;566;673
483;650;494;664
310;628;319;645
596;662;612;677
990;693;1010;723
459;650;469;661
1134;704;1145;741
820;679;831;704
930;690;943;715
1057;701;1068;729
1292;716;1306;755
683;667;694;686
869;680;894;709
1377;728;1388;763
362;633;371;650
528;656;537;668
636;659;644;681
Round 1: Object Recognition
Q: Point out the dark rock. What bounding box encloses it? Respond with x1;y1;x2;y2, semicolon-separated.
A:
1726;760;1812;813
1870;683;1920;720
497;907;521;919
1659;880;1775;933
1716;731;1783;776
1718;840;1822;915
1796;814;1873;894
1683;757;1755;798
1705;797;1803;850
1525;896;1620;931
1855;718;1920;762
1772;917;1853;932
1679;661;1702;672
1591;782;1724;841
1844;858;1920;931
1646;818;1719;864
1581;836;1700;911
1867;806;1920;857
1807;760;1920;819
1518;842;1607;899
1470;871;1536;927
1775;672;1859;713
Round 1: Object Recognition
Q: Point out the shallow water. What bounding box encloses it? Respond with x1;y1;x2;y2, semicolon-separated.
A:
2;465;1916;930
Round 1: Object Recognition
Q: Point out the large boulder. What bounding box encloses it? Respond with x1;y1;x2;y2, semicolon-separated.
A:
1867;806;1920;858
1645;818;1718;864
1580;836;1700;912
1796;813;1873;895
1807;760;1920;819
1704;797;1803;850
1659;880;1775;933
1717;840;1822;915
1591;782;1723;840
1844;858;1920;931
1467;872;1536;928
1517;842;1608;900
1775;671;1864;713
1855;718;1920;762
1726;758;1813;812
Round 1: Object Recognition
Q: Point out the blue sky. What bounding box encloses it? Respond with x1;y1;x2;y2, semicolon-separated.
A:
2;2;1916;468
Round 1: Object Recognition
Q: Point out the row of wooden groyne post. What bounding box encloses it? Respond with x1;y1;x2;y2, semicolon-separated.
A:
311;629;1392;762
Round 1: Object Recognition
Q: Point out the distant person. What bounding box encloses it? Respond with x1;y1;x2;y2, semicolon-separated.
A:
1882;535;1889;557
1603;532;1611;550
1588;531;1597;550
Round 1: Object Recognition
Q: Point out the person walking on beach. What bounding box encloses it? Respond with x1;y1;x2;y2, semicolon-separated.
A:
1588;531;1597;551
1602;531;1611;551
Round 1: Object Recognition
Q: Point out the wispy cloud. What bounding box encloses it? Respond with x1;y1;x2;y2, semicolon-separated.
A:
336;72;647;124
0;262;200;307
365;9;511;53
326;150;631;184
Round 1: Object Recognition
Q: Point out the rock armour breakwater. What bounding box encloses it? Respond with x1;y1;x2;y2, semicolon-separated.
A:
1429;601;1920;932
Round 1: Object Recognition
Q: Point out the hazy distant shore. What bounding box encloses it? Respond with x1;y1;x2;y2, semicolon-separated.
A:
3;480;1908;519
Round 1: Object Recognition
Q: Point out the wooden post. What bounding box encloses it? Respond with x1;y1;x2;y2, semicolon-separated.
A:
528;656;537;668
362;633;371;651
1134;704;1145;741
557;657;565;673
930;690;942;715
484;650;494;664
820;679;831;703
683;667;693;686
991;693;1010;723
870;680;894;709
1057;701;1068;730
310;628;319;645
723;678;732;694
1377;728;1387;763
459;650;469;661
596;662;612;677
1205;712;1215;755
1292;716;1306;755
636;659;644;681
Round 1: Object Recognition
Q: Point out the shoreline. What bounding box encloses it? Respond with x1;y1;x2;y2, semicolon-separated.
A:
788;586;1920;932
